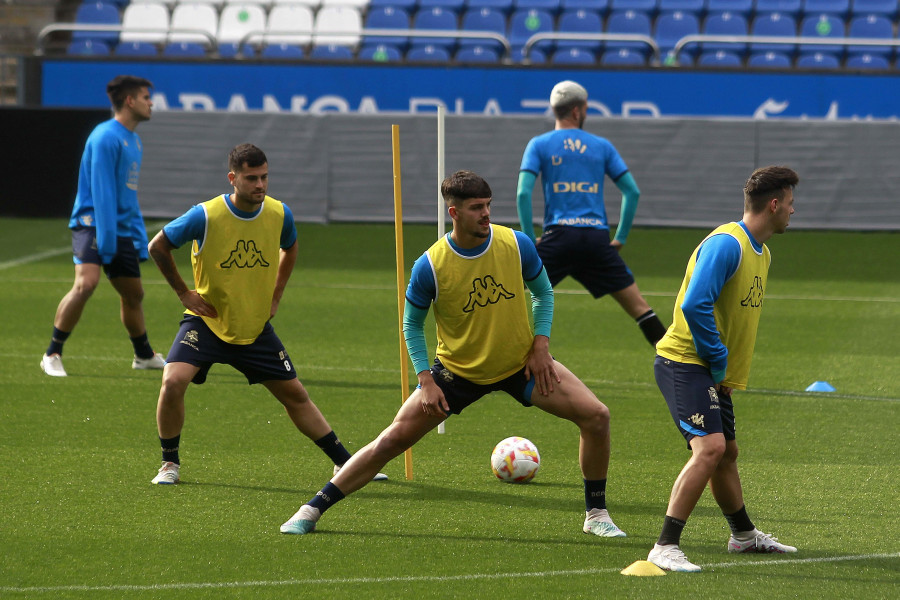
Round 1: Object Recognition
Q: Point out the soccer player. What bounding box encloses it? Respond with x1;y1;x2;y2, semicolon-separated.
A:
516;80;667;347
281;170;625;538
41;75;165;377
146;143;386;485
647;166;800;572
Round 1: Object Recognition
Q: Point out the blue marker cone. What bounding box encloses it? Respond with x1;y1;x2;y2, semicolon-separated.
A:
805;381;835;392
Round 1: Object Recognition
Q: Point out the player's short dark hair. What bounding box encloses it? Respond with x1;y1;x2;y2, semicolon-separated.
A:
228;143;268;172
441;170;492;206
106;75;153;110
552;100;586;120
743;166;799;213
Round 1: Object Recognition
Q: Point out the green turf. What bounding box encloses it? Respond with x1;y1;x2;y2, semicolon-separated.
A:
1;219;898;599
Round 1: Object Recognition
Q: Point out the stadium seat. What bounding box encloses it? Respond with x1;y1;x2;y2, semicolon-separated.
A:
599;46;646;64
265;5;314;47
514;0;563;14
260;42;306;58
747;50;792;67
845;52;890;69
218;4;267;57
654;10;700;63
657;0;704;14
320;0;370;9
67;38;111;55
696;49;743;66
702;11;748;56
560;0;610;14
115;41;159;56
456;44;502;61
551;46;596;62
799;13;845;57
511;45;547;62
796;50;841;67
605;9;653;58
419;0;467;13
411;7;460;51
609;0;658;16
407;43;453;61
72;1;121;45
181;0;225;8
705;0;752;18
367;0;417;11
555;9;604;52
314;6;362;48
364;6;411;51
849;0;898;19
847;14;893;59
168;3;219;47
802;0;850;18
460;7;507;52
163;41;208;56
309;43;355;59
754;0;802;18
120;3;169;45
749;12;798;57
358;43;404;61
508;8;556;55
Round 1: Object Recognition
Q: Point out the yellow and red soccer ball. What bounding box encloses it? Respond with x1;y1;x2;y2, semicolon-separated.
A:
491;436;540;483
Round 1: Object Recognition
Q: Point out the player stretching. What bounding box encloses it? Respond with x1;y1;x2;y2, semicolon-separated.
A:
146;144;385;485
282;170;625;538
647;166;800;572
517;80;667;347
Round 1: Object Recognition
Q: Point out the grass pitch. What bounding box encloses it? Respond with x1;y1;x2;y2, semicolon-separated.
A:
0;219;897;599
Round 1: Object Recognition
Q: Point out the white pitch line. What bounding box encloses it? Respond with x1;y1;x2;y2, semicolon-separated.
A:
1;552;896;594
0;247;71;271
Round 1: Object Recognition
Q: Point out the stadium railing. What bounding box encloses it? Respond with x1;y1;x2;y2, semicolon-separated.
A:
35;24;216;55
520;32;662;64
670;34;900;65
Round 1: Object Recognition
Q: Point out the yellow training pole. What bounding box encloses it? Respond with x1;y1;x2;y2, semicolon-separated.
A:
392;124;414;481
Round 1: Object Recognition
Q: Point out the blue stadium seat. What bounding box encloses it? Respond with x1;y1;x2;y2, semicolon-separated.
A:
697;49;743;66
796;50;841;67
364;6;411;51
702;11;748;56
747;50;793;67
358;43;404;61
605;9;653;57
657;0;704;14
750;12;798;57
72;1;121;45
412;7;460;51
600;46;647;64
514;0;563;14
456;44;502;61
512;45;548;61
705;0;753;18
310;44;355;60
754;0;802;18
508;8;556;55
799;13;845;57
845;52;891;69
609;0;658;16
419;0;467;13
849;0;898;19
368;0;418;10
654;10;700;62
467;0;516;13
551;46;596;62
802;0;850;18
115;41;158;56
163;42;207;57
407;43;453;61
847;14;893;58
556;9;604;52
560;0;610;14
260;43;305;59
67;38;111;55
460;7;507;52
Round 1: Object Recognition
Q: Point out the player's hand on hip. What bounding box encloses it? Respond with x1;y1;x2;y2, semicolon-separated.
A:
179;290;218;318
418;377;449;417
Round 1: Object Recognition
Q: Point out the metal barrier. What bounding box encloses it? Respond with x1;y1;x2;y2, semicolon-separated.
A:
671;34;900;64
35;24;217;55
521;32;661;65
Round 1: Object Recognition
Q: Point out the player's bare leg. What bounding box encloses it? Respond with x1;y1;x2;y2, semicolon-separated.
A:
155;361;197;438
109;276;147;338
610;282;652;319
666;433;726;520
708;439;744;514
264;378;333;440
54;263;101;332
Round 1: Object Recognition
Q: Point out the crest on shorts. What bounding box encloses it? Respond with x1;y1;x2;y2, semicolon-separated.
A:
440;368;454;382
708;386;719;403
185;330;199;343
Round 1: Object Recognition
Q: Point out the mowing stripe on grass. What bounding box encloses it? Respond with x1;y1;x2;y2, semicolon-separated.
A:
1;552;896;594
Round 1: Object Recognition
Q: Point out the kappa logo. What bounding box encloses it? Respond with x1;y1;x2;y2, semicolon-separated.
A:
220;240;270;269
563;138;588;154
440;368;454;382
689;413;705;428
185;330;199;344
463;275;514;312
740;275;764;308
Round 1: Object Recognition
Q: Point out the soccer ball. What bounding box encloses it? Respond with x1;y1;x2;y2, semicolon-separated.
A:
491;436;540;483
